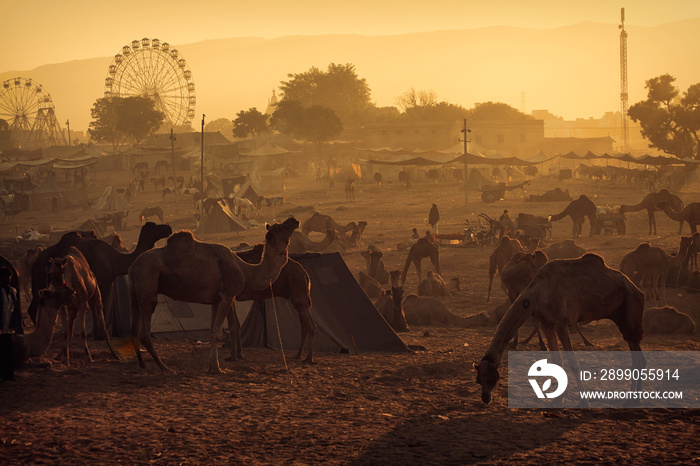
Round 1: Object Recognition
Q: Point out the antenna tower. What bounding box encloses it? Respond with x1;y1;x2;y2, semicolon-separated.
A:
619;8;629;151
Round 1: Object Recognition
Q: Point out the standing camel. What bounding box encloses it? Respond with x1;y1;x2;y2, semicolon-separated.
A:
235;244;317;363
474;253;645;405
128;218;299;373
659;201;700;235
486;236;523;302
28;222;173;326
619;242;670;302
345;178;355;202
548;194;597;238
139;206;164;224
47;247;119;364
401;238;440;285
620;189;684;235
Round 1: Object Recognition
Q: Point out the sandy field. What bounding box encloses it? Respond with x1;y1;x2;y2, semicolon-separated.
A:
1;163;700;464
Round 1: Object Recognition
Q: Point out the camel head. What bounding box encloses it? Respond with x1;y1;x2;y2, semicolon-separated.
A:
138;222;174;248
326;229;337;241
389;270;401;288
265;217;300;256
37;285;76;323
46;257;67;278
474;357;500;404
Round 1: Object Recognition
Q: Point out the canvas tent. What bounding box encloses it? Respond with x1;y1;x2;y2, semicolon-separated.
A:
91;186;131;212
241;253;407;354
197;200;249;234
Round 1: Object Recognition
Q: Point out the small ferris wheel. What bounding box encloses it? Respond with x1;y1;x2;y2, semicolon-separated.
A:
104;38;196;129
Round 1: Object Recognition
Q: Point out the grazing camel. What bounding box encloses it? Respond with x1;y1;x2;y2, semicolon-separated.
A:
288;229;338;254
128;217;299;373
500;251;593;349
139;206;164;224
620;242;669;302
417;271;460;297
28;222;173;325
345;178;355;202
474;253;645;405
659;201;700;234
301;213;357;236
12;286;76;369
21;246;44;301
235;243;316;364
47;247;119;364
543;239;586;260
620;189;684;235
548;194;597;238
400;238;440;285
486;236;524;302
644;306;695;334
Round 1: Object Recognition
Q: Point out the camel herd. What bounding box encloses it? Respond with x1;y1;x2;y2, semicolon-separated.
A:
4;187;699;408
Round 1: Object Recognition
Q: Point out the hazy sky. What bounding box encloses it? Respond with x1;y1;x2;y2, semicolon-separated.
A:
2;0;700;71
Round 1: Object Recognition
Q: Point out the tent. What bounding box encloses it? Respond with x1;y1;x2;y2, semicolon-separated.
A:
197;200;249;234
233;182;262;205
31;178;88;210
241;253;407;354
466;168;492;189
91;186;131;212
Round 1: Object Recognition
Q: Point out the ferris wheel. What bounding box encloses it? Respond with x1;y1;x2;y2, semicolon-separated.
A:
104;38;196;130
0;77;66;148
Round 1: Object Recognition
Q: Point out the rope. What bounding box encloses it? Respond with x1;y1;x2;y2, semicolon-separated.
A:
267;259;288;372
163;297;198;350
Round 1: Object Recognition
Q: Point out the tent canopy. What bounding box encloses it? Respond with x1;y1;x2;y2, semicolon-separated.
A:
91;186;131;212
197;200;249;234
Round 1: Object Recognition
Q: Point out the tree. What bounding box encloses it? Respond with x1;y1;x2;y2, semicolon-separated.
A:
0;119;13;152
467;102;534;121
232;108;269;140
204;117;234;136
270;101;342;154
88;96;164;152
279;63;371;127
396;88;438;112
629;74;700;159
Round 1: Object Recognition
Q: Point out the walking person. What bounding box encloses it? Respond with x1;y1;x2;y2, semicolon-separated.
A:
0;266;23;381
428;203;440;235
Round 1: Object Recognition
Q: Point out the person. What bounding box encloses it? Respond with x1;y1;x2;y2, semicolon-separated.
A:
428;203;440;235
499;209;514;237
0;266;22;381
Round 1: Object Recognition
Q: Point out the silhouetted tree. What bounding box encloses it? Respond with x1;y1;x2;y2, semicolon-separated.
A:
396;88;438;112
279;63;371;127
205;117;235;136
232;108;269;141
0;119;13;151
629;74;700;159
88;96;164;152
467;102;534;121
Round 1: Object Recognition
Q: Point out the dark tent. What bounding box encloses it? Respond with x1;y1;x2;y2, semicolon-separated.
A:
241;253;407;354
466;168;492;189
197;200;249;233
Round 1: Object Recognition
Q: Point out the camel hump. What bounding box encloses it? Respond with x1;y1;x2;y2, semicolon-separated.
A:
167;230;196;250
579;253;606;266
659;188;670;195
634;242;652;252
499;236;512;247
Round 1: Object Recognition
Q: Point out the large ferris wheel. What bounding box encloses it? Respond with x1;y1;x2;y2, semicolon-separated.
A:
0;77;67;148
104;38;196;130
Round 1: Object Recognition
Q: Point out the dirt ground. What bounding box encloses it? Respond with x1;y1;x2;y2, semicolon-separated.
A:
1;164;700;464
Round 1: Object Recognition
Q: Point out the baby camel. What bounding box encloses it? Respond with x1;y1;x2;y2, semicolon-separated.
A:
47;247;119;364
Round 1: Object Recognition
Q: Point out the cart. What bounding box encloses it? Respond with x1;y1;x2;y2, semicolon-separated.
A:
480;179;531;202
514;213;552;241
593;212;626;235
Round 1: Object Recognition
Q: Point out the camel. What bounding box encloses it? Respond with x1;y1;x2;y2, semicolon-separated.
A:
643;306;695;334
659;201;700;235
235;243;316;363
620;189;684;235
47;247;119;364
417;271;460;297
376;293;489;328
360;246;390;285
337;221;367;250
400;237;440;285
500;251;593;349
486;236;524;302
373;270;409;332
139;206;164;224
12;286;76;369
28;222;173;326
548;194;597;238
358;270;383;300
475;253;645;404
100;232;130;253
288;229;338;255
543;239;586;260
301;213;356;236
20;246;44;301
620;242;670;301
345;178;355;202
128;217;299;373
690;232;700;270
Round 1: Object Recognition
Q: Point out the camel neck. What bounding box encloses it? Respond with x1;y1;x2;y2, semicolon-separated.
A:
484;302;533;367
238;245;287;291
28;308;59;357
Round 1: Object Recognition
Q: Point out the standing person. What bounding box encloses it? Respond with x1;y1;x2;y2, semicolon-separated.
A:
428;203;440;235
0;266;22;381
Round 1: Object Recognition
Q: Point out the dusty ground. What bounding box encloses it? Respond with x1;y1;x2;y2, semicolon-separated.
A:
1;164;700;464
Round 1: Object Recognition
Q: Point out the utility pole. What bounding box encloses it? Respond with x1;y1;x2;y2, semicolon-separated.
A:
619;7;629;152
170;128;178;210
65;119;71;146
460;119;471;211
201;114;205;215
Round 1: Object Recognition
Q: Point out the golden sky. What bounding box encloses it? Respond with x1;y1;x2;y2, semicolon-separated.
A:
2;0;699;71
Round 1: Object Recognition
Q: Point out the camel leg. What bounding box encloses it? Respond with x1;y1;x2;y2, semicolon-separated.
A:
647;210;654;235
209;297;232;373
89;290;119;360
224;301;243;361
415;260;422;283
133;298;171;372
78;304;93;363
555;324;590;407
574;324;594;346
63;307;79;366
294;301;316;364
